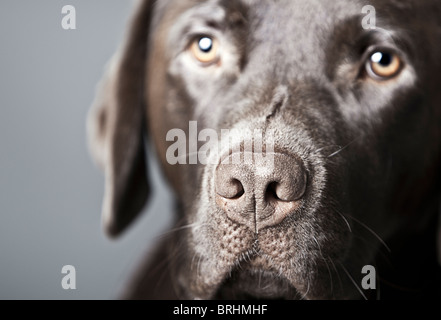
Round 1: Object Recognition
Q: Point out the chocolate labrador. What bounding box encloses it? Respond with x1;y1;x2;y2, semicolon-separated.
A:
87;0;441;299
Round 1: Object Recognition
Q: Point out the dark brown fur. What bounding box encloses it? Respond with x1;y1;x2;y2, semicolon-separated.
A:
88;0;441;299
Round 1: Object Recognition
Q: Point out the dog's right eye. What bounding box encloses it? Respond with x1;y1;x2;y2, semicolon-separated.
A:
366;50;403;80
189;36;219;65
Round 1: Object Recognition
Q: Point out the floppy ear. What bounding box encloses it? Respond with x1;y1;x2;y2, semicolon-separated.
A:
87;0;154;238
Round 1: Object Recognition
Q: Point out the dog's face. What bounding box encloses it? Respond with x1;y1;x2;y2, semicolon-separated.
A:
88;0;441;299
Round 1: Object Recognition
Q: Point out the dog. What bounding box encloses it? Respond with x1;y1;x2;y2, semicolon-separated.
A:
87;0;441;299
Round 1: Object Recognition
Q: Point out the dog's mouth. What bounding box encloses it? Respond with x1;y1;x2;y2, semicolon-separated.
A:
210;245;301;300
214;261;303;300
213;267;300;300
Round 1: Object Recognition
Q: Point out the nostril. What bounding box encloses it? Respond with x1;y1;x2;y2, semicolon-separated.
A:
216;178;244;200
264;171;307;203
229;179;245;199
265;182;281;201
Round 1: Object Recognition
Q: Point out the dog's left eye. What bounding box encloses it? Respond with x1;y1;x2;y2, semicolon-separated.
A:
366;50;402;80
190;36;219;65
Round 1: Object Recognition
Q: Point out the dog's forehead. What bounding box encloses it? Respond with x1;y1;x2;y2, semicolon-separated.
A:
245;0;363;38
243;0;365;76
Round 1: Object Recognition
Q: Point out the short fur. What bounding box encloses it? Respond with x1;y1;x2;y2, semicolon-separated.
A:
88;0;441;299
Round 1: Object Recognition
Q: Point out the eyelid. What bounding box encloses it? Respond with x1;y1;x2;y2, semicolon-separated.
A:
361;45;402;64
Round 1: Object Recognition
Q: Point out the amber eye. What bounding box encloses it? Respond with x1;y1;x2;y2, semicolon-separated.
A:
190;36;219;64
367;51;402;80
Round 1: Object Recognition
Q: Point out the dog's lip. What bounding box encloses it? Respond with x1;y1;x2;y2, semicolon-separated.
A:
212;263;300;300
178;246;310;300
206;250;303;300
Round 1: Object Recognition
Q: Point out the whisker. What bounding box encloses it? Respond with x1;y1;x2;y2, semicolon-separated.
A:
158;222;208;238
333;208;352;233
328;256;343;293
321;256;334;296
339;262;368;300
313;144;342;155
197;255;203;279
345;214;391;253
312;236;322;254
300;279;310;300
326;136;362;158
191;252;198;272
312;234;330;290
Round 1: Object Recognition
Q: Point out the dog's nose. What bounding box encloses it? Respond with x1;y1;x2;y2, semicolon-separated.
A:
215;152;307;232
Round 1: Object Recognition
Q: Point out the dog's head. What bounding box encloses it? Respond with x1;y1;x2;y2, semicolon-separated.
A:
88;0;441;299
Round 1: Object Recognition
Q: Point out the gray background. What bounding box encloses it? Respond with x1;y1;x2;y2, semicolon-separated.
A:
0;0;173;299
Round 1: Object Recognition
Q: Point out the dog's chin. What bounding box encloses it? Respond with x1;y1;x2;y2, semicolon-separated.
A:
213;268;300;300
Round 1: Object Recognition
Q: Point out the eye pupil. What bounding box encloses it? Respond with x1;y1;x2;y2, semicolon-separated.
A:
371;52;392;66
198;37;213;53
